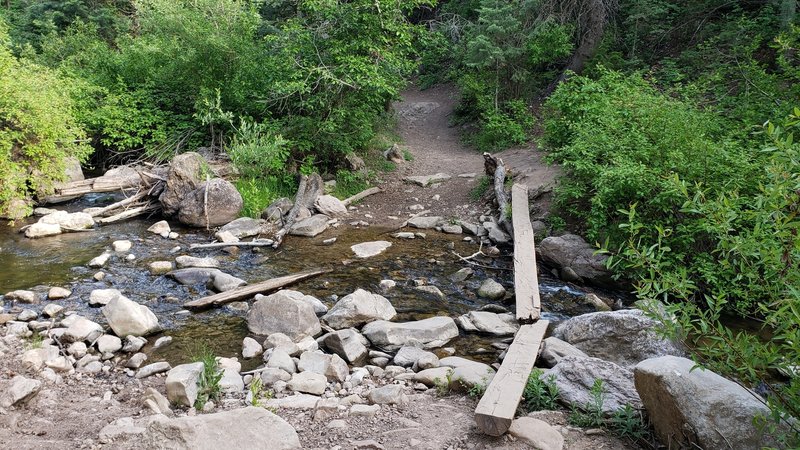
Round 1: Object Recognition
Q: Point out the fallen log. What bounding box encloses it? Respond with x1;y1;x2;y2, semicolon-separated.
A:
483;152;512;236
97;204;158;225
189;240;275;251
343;186;381;206
86;190;149;218
184;268;332;310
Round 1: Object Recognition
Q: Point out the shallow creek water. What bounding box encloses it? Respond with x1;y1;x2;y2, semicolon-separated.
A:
0;194;605;370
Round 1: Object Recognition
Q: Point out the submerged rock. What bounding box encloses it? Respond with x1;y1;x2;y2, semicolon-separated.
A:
477;279;506;300
351;241;392;258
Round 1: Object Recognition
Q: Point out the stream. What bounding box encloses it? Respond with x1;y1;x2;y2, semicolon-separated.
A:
0;194;609;371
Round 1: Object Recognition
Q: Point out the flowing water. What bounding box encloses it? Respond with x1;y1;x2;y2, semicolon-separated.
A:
0;195;609;370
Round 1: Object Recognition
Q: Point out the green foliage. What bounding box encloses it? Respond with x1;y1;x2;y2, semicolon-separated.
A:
608;404;650;441
235;177;295;219
192;346;223;410
248;376;273;407
402;149;414;161
433;369;454;397
466;373;490;399
331;170;370;201
522;368;559;412
25;333;43;350
469;175;492;201
568;379;606;428
566;379;651;442
0;19;91;216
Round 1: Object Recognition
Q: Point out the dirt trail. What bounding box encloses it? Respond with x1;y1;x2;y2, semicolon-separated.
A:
355;84;559;226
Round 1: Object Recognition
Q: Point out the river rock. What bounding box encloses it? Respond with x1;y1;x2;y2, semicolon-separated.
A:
0;376;41;408
211;272;246;292
175;255;219;269
393;345;436;369
39;211;94;230
261;198;294;222
125;353;147;369
159;152;205;216
404;173;451;186
362;317;459;351
549;356;641;413
63;316;104;343
407;216;442;229
148;261;174;275
416;285;445;299
368;384;406;405
477;279;506;300
89;288;121;307
351;241;392;258
136;362;172;379
540;337;588;367
267;349;297;374
168;267;221;285
552;309;682;368
217;357;244;392
276;290;328;315
165;362;204;407
112;240;132;252
264;332;301;356
45;356;73;372
96;334;123;353
414;367;453;387
5;290;37;303
322;289;396;329
242;337;263;359
177;178;243;227
102;295;160;337
24;222;62;238
508;417;564;450
538;234;612;285
298;351;348;383
635;355;786;449
140;406;301;449
260;368;292;385
16;309;37;321
485;222;511;244
440;357;496;391
288;371;327;395
217;217;271;239
5;321;31;337
289;214;330;237
147;220;171;236
122;336;147;353
322;328;369;365
48;286;71;300
247;291;321;340
459;311;518;336
88;252;111;268
315;195;348;217
42;303;64;318
21;345;60;371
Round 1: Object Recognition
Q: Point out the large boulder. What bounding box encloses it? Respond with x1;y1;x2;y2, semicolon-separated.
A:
552;309;682;368
289;214;329;237
635;356;787;449
548;356;641;413
140;406;301;450
322;289;396;329
539;337;588;367
457;311;518;336
166;362;204;407
178;178;243;227
247;291;321;340
276;290;328;316
314;195;348;217
361;317;459;352
160;152;205;215
102;295;160;337
537;234;612;285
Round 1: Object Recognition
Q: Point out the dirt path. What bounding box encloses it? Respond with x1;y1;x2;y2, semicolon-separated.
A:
355;84;559;227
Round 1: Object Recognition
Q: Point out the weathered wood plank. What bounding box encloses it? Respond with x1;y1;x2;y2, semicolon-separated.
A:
511;184;541;323
184;268;332;310
474;320;549;436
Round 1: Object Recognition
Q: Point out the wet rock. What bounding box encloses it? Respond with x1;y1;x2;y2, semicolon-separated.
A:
122;335;147;353
477;279;506;300
5;290;37;303
168;267;221;285
136;362;172;379
175;255;219;269
153;336;172;350
247;290;321;340
217;217;271;239
315;195;348;217
407;216;442;229
38;211;94;230
362;317;459;351
0;376;41;407
140;406;301;449
88;252;111;268
48;286;71;300
368;384;407;406
351;241;392;258
125;353;148;369
112;240;132;252
42;303;64;318
448;268;474;283
147;220;171;236
211;272;246;292
165;362;204;407
89;288;121;307
242;337;263;359
416;285;445;299
63;316;103;343
288;371;327;395
102;295;159;337
379;279;396;293
24;222;62;238
540;337;588;367
549;356;641;413
322;328;369;365
404;173;451;186
275;290;328;316
148;261;174;275
635;356;787;449
459;311;518;336
553;309;683;368
96;334;123;353
289;214;330;237
538;234;612;285
323;289;396;329
508;417;564;450
177;178;243;227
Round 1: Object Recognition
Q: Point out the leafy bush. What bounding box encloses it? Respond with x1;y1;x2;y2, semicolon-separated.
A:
192;346;223;410
522;368;559;412
0;20;90;216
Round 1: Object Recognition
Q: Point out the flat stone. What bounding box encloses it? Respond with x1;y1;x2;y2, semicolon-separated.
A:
5;290;37;303
89;288;121;307
48;287;71;300
407;216;442;229
126;353;148;369
112;240;132;252
351;241;392;258
289;214;330;237
461;311;518;336
404;173;451;186
148;261;174;275
0;376;41;407
88;253;111;268
166;362;204;407
350;404;380;419
414;367;452;387
24;222;61;238
288;371;327;395
508;417;565;450
136;362;172;379
175;255;219;269
147;220;171;235
415;285;445;299
218;217;270;239
322;289;396;329
362;317;459;351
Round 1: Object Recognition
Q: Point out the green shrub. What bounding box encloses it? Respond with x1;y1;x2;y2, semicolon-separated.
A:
332;170;370;201
522;368;559;412
192;346;223;410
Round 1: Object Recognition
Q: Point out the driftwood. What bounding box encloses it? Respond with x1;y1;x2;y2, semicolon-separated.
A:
343;187;382;206
189;240;275;251
87;191;149;218
97;204;158;224
43;169;148;204
483;152;513;236
272;174;309;249
184;268;332;310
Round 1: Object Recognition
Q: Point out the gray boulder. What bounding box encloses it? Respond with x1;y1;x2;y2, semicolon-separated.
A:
553;309;682;368
477;279;506;300
277;290;328;315
362;317;459;352
289;214;330;237
351;241;392;258
102;295;160;337
459;311;518;336
322;328;369;365
635;356;787;449
247;291;321;340
407;216;442;229
178;178;243;227
322;289;396;329
314;195;348;217
261;198;293;223
0;376;41;407
537;234;612;285
548;356;641;413
539;337;588;367
217;217;271;239
160;152;205;216
166;362;204;407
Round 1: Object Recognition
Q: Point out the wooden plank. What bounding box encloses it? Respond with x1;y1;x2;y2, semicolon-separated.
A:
474;320;549;436
184;268;332;310
511;184;541;323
